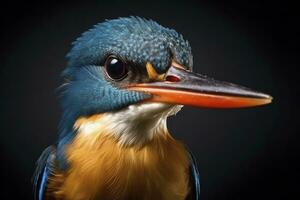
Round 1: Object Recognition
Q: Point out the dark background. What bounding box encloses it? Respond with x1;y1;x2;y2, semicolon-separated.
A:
1;0;298;199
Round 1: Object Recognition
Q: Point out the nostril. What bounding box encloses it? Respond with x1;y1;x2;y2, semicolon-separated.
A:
165;75;180;82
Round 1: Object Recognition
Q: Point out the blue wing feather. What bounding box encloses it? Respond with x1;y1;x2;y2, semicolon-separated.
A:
33;146;56;200
187;150;201;200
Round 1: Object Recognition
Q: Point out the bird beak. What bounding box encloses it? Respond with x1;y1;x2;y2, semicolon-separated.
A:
127;61;272;108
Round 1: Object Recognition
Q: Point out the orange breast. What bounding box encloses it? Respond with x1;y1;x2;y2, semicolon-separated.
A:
48;116;190;200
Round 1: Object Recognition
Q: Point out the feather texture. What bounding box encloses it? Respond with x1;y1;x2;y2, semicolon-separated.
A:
33;146;56;200
49;134;190;200
186;151;201;200
34;113;201;200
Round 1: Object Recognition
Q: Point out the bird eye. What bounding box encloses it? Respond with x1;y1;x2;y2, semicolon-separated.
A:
104;55;128;80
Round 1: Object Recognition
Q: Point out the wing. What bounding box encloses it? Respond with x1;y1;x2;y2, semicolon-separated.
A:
33;146;56;200
186;150;201;200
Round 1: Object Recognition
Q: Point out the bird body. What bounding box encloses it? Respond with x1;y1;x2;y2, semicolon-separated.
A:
50;125;189;200
33;17;271;200
48;104;190;200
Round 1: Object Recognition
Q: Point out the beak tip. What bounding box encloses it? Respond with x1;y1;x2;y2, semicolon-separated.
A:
266;95;273;104
255;93;273;106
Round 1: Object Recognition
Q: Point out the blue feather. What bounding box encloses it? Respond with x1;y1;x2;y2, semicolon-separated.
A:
67;17;192;73
33;146;56;200
187;150;201;200
38;167;48;200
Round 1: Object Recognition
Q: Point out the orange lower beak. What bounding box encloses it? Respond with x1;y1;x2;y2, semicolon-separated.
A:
127;64;272;108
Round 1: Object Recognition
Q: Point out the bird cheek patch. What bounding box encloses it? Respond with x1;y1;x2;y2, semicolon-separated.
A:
146;62;165;81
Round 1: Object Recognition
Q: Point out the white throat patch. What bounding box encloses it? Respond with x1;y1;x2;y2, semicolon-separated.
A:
75;103;183;146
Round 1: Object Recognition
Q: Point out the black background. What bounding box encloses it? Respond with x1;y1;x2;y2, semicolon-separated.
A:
1;0;299;199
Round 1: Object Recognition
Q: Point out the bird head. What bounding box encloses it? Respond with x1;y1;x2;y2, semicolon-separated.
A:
57;17;272;165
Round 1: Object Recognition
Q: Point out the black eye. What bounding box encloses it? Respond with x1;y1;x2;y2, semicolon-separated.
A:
104;55;128;80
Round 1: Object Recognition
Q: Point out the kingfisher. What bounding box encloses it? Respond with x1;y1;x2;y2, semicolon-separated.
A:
33;17;272;200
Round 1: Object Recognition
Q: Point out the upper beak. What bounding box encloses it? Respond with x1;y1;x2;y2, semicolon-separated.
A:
127;61;272;108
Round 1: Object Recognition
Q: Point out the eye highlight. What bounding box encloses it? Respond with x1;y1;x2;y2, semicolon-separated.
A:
104;55;128;80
